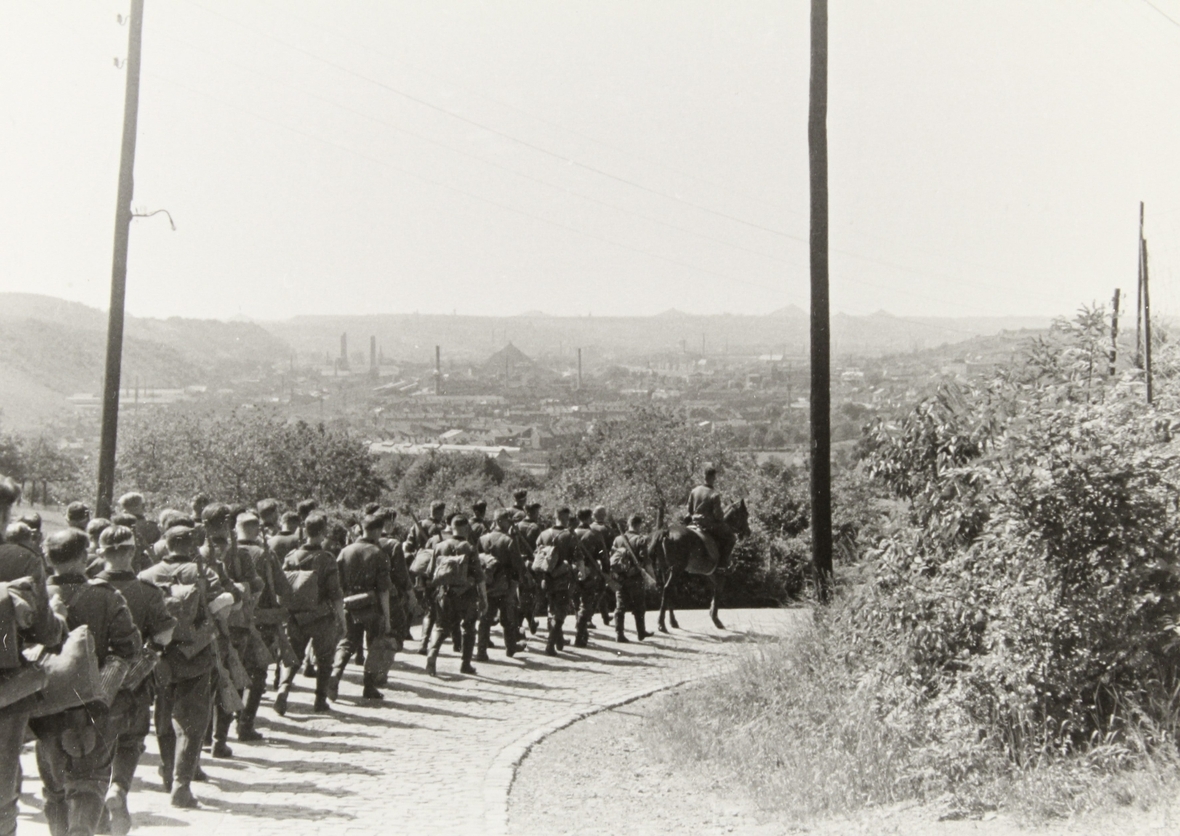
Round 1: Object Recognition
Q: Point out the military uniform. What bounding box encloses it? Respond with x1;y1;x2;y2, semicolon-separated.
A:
572;523;607;647
278;546;343;710
409;522;448;654
97;568;176;826
0;541;63;836
687;483;735;563
476;529;523;659
590;520;615;624
138;555;225;802
266;531;301;562
610;532;650;642
380;536;411;644
208;539;261;750
236;537;290;738
514;518;542;635
331;538;391;695
535;523;576;655
425;535;485;675
33;573;140;836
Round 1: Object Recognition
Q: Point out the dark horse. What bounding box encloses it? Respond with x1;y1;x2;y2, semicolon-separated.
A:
649;500;751;631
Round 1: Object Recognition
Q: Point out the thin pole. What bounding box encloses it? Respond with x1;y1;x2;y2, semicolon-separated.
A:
1144;237;1153;405
809;0;833;601
1136;202;1144;368
435;345;442;395
96;0;145;519
577;347;583;390
1109;288;1120;377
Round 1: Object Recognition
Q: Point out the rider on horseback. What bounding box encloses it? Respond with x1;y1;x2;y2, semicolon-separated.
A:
687;466;736;567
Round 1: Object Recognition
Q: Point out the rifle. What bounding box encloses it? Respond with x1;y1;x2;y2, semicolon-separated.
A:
617;525;658;589
192;545;246;712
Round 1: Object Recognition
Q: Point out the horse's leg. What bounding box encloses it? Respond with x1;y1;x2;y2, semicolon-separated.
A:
658;565;674;633
709;572;725;630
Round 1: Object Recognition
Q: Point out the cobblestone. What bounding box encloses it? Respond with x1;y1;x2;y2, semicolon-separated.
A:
16;608;802;835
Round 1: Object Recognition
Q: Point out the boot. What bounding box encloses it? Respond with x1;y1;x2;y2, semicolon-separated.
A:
361;674;383;700
327;675;341;702
460;631;477;674
212;741;233;759
544;635;558;657
156;734;176;792
67;793;105;836
273;690;288;717
43;798;67;836
615;618;630;643
637;612;649;641
171;784;199;809
237;724;264;743
424;656;437;677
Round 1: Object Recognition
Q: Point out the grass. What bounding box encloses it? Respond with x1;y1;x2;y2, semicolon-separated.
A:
643;620;1180;828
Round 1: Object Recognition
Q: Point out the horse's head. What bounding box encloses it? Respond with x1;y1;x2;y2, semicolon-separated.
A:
724;499;751;538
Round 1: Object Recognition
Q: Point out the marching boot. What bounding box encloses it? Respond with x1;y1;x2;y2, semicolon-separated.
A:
67;792;105;836
637;611;649;641
459;631;477;675
211;740;233;759
272;689;289;717
361;673;383;700
327;674;341;703
170;784;199;809
43;797;67;836
424;655;437;677
156;734;176;792
105;785;132;836
615;617;630;643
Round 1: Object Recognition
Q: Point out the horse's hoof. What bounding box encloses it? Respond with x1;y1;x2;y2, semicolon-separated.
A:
669;620;680;630
658;624;669;633
712;619;725;630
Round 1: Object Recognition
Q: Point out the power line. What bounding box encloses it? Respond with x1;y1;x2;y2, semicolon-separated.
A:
179;0;797;240
1140;0;1180;28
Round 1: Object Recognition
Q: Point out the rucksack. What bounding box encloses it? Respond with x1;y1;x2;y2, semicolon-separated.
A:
531;545;558;576
165;583;202;644
408;549;434;578
284;569;320;612
432;553;468;588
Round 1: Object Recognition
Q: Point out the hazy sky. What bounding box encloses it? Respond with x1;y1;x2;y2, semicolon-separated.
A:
3;0;1180;321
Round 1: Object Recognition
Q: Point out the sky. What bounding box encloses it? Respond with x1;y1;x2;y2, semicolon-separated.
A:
2;0;1180;321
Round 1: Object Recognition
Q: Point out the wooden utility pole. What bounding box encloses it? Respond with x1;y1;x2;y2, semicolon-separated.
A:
1136;202;1144;368
1143;237;1153;405
96;0;145;519
1109;288;1120;376
809;0;833;601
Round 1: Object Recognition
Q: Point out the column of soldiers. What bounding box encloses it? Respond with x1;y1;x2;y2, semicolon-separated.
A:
0;480;659;836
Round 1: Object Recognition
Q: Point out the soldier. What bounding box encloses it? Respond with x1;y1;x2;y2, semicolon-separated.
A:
424;516;487;677
511;489;528;514
190;493;210;523
235;512;291;741
256;499;281;538
33;529;141;836
16;511;43;560
268;511;302;561
590;506;615;625
296;499;318;525
208;510;262;757
67;501;91;532
94;525;176;836
275;512;345;715
535;506;578;656
0;477;64;836
118;492;160;570
512;509;540;636
468;500;489;545
85;518;112;576
330;513;392;700
407;502;448;655
138;524;227;809
572;508;608;647
610;514;652;642
380;512;411;645
476;509;524;661
687;465;735;565
150;510;187;563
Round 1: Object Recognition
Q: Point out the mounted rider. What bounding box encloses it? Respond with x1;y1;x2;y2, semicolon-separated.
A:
686;466;736;567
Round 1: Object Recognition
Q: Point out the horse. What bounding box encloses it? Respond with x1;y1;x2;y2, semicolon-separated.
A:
649;499;751;632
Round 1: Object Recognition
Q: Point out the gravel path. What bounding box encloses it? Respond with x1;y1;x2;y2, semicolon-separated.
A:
14;608;801;835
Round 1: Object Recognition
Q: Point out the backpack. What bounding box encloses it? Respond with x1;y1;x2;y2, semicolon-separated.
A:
432;553;468;588
479;550;500;578
531;545;558;576
284;569;320;612
165;583;202;644
408;549;434;578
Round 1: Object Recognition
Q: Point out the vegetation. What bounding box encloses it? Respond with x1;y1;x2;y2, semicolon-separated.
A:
651;307;1180;823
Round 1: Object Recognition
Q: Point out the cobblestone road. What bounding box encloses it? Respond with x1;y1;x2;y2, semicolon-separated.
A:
17;608;801;836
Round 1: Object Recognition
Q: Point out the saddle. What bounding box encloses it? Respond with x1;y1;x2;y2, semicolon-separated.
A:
685;525;721;575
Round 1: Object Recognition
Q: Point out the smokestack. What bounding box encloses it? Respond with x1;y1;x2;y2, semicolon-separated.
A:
577;347;582;390
340;332;348;369
370;336;377;370
435;345;442;395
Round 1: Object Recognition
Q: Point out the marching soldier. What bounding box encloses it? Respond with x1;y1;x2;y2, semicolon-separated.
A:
0;477;64;836
275;513;345;715
268;512;302;561
95;525;176;836
511;489;528;515
424;516;487;677
476;509;524;660
33;529;141;836
15;511;43;560
572;508;608;647
138;524;227;808
535;507;577;656
468;500;489;545
118;492;160;570
66;501;91;532
610;514;652;642
256;499;281;538
331;513;392;701
512;509;540;636
590;506;615;625
235;512;291;740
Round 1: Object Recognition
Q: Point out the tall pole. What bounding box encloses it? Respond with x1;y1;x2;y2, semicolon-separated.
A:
1136;202;1144;368
96;0;145;519
1143;237;1153;405
809;0;833;600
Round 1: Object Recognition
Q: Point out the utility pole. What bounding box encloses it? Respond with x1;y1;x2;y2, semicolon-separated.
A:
809;0;833;601
1109;288;1120;377
1144;237;1153;405
96;0;145;519
1136;202;1144;368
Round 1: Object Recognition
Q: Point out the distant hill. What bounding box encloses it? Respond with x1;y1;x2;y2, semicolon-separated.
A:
0;293;290;430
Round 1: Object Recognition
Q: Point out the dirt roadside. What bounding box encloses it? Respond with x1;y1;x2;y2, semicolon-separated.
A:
508;696;1180;836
